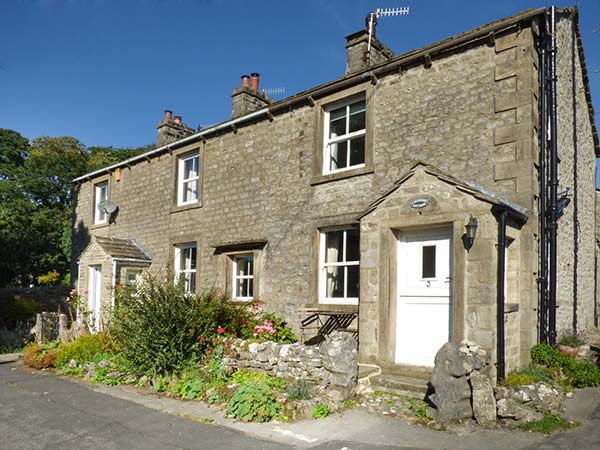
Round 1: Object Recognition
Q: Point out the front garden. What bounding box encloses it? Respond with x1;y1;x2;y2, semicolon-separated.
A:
18;276;600;430
22;277;351;422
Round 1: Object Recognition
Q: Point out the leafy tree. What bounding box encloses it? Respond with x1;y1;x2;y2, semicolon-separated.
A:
0;128;29;179
0;129;32;285
0;130;151;287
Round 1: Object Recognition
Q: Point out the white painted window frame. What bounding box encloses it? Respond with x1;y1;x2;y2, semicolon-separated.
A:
174;243;197;293
323;97;366;175
177;152;200;206
125;269;142;288
94;181;109;224
232;253;254;301
319;227;359;305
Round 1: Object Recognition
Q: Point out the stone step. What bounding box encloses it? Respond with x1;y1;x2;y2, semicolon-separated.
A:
357;364;380;379
379;364;432;380
369;374;430;396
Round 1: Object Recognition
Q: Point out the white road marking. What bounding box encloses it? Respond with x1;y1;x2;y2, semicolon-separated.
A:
273;427;319;443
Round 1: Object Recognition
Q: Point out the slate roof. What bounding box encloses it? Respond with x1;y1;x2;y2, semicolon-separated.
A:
357;161;529;223
73;7;597;184
93;236;151;261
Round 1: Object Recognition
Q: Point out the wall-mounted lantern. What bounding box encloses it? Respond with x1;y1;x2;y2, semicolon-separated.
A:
463;215;478;251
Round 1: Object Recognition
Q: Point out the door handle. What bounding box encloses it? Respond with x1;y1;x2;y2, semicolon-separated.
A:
445;276;452;283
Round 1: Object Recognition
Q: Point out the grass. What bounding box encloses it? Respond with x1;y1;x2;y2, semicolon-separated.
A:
519;414;579;434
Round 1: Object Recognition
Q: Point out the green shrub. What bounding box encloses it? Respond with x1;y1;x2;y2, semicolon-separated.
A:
231;369;286;390
502;373;535;386
152;375;172;392
558;334;585;348
530;343;600;388
227;382;281;422
519;365;553;383
173;375;206;399
252;313;297;344
23;341;59;369
37;270;61;286
531;344;565;368
287;379;311;400
311;403;330;419
110;278;251;375
55;333;113;367
562;358;600;388
519;414;577;434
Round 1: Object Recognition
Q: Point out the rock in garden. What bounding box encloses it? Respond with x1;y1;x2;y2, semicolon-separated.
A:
321;332;357;386
470;371;496;426
429;375;473;420
496;398;544;423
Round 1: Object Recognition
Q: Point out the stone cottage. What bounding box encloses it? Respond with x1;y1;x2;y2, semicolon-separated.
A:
72;7;598;379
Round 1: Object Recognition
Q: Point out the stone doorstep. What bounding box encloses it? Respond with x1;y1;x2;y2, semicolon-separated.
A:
368;374;430;400
357;364;379;378
378;364;433;380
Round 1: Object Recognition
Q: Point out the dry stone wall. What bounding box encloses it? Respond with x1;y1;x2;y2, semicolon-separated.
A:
222;332;358;403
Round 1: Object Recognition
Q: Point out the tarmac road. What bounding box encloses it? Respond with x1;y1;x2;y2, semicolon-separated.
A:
2;357;598;450
0;361;298;450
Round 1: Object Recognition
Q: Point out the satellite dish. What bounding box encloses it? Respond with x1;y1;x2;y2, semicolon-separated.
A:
98;199;118;215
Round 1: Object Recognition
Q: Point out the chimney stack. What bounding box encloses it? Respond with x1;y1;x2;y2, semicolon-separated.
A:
231;72;272;119
157;109;194;147
345;25;393;74
251;72;260;91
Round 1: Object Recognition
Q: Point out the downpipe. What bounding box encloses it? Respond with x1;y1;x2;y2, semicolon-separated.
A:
548;5;559;346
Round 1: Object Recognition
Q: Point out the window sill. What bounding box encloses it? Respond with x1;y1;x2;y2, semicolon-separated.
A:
90;222;109;230
311;166;373;186
306;303;359;313
170;201;203;214
318;299;359;306
231;299;254;305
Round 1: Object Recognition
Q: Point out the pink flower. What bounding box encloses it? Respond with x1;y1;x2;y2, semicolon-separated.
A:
253;320;276;337
83;289;89;295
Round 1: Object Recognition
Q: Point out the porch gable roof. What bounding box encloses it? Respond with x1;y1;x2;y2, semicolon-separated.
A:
78;236;152;263
357;161;528;223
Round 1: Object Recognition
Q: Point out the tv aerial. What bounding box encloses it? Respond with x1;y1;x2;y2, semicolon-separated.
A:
262;87;286;99
366;7;410;64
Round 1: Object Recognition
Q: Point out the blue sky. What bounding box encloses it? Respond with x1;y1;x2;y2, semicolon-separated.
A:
1;0;599;152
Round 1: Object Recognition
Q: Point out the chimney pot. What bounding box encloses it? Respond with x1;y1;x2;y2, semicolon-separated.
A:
251;72;260;91
164;110;173;121
174;115;182;125
241;74;251;87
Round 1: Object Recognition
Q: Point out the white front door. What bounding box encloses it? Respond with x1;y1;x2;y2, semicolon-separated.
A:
88;265;102;332
396;227;452;366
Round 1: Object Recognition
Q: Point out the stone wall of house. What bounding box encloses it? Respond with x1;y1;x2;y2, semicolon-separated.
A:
71;17;596;367
357;167;526;367
73;24;540;337
222;332;358;403
554;14;597;337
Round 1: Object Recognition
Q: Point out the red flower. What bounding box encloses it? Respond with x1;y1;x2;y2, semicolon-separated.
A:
198;336;206;342
217;327;225;334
